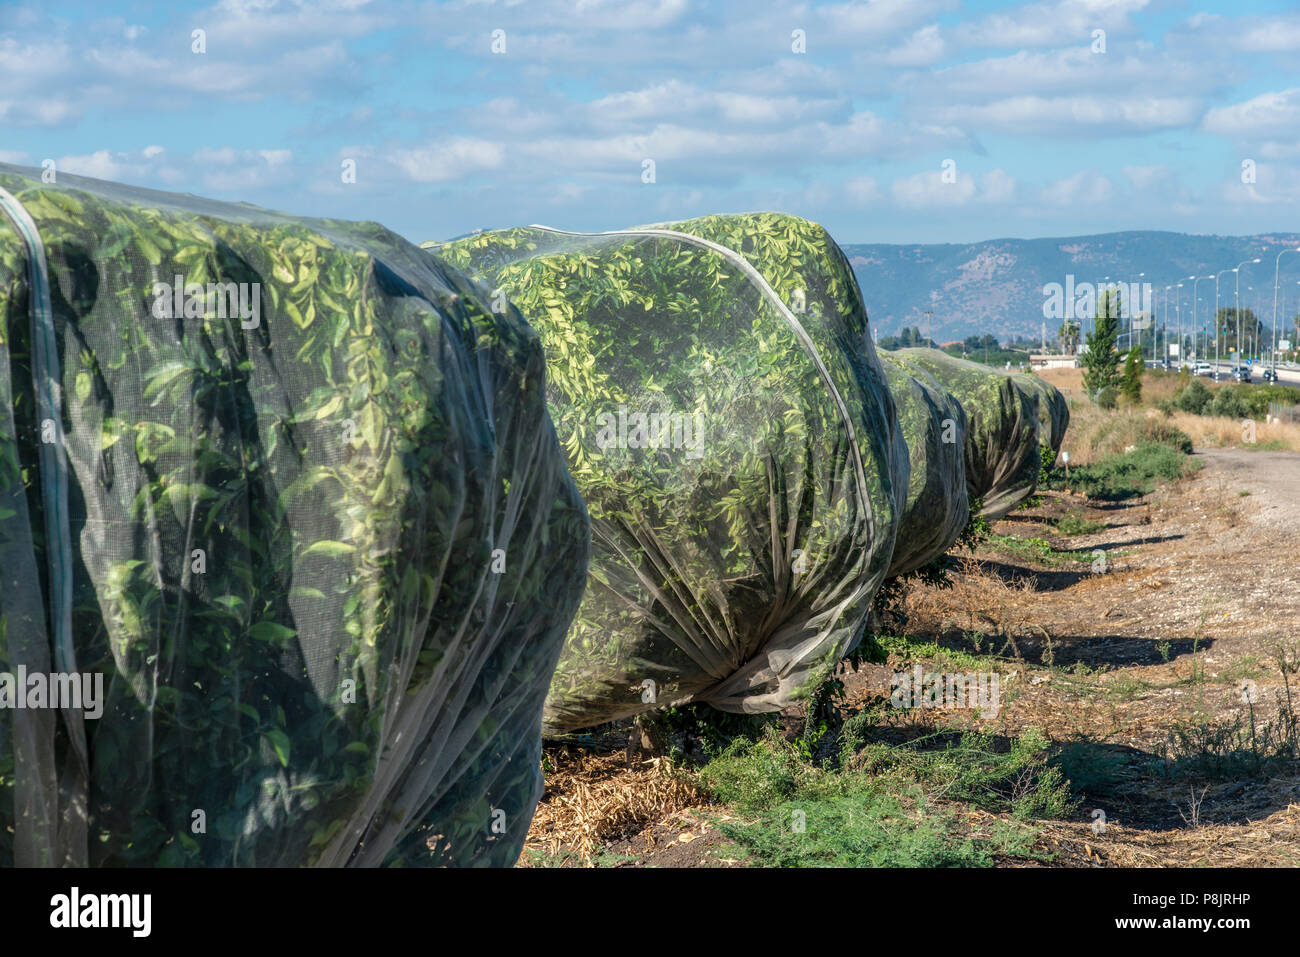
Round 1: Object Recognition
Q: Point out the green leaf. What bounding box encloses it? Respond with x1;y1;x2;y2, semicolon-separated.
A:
142;362;192;401
248;620;297;643
300;540;355;558
264;729;291;767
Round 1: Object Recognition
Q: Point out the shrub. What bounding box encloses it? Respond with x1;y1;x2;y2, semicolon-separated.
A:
1207;386;1251;420
1171;378;1212;415
1120;347;1143;404
696;725;1073;867
1052;440;1195;500
1146;422;1194;454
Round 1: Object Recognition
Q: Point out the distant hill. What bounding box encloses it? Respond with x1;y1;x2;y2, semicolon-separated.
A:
841;231;1300;343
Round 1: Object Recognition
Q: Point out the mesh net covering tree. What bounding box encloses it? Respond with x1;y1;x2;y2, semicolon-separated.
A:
886;349;1041;521
0;163;589;867
431;212;906;734
1014;372;1069;453
877;353;970;577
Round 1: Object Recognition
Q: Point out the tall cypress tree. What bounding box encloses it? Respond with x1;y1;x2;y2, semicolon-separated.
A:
1083;287;1123;396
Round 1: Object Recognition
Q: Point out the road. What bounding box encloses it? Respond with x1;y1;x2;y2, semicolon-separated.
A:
1182;359;1300;387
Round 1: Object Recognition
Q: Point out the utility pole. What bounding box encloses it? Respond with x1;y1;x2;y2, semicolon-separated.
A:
1273;247;1300;376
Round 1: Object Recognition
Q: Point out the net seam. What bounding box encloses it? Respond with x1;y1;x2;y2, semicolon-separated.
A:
0;186;78;681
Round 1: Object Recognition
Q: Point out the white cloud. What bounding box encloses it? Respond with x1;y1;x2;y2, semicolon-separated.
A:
910;46;1216;100
958;0;1149;49
891;168;977;208
55;150;131;181
586;81;843;129
193;147;240;165
845;176;881;205
1219;15;1300;53
1236;22;1300;52
884;24;946;66
1203;88;1300;138
821;0;958;38
258;149;293;167
34;146;297;193
928;94;1199;135
981;168;1018;203
887;167;1015;208
1123;164;1171;191
391;139;506;183
1040;169;1114;206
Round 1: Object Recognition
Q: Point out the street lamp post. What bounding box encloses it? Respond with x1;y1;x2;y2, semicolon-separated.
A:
1192;275;1212;364
1215;267;1237;375
1272;247;1300;375
1161;284;1175;364
1245;285;1254;364
1135;272;1145;360
1174;283;1183;367
1099;275;1111;343
1181;275;1197;366
1286;281;1300;363
1235;258;1261;373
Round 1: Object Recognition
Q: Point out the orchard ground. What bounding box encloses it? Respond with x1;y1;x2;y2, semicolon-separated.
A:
521;369;1300;868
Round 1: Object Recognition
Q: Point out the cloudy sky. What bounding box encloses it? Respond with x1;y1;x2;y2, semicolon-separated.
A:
3;0;1299;245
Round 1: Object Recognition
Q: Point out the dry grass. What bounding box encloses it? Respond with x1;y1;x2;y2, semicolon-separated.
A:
1168;411;1300;452
1037;367;1083;395
524;749;708;863
1132;370;1184;407
1056;403;1187;465
1040;367;1198;406
905;554;1046;660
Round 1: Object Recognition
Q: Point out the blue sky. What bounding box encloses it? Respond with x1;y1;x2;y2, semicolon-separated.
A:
3;0;1300;245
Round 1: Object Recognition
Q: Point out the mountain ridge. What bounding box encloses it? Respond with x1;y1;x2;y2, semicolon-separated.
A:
842;230;1300;343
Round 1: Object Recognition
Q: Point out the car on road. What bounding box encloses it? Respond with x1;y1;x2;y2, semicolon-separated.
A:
1233;367;1252;383
1194;362;1213;376
1263;368;1279;382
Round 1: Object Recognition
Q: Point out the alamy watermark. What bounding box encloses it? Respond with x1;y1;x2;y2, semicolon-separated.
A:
1042;276;1152;323
0;668;104;719
595;405;705;459
152;276;261;329
50;887;150;937
890;664;1000;719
